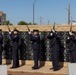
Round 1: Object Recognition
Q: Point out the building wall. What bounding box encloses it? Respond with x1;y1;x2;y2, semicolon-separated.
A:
0;25;76;31
0;12;6;25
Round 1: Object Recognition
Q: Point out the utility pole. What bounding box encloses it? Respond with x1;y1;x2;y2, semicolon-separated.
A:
40;17;42;25
48;20;50;25
68;4;70;25
33;3;34;25
33;0;37;25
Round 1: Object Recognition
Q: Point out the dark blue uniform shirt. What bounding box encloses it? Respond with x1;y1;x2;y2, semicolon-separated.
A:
30;34;40;50
0;34;3;44
66;35;76;51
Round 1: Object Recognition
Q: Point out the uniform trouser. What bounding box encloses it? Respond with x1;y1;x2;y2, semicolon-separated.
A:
0;51;2;64
0;44;2;65
70;50;76;63
12;42;19;67
51;47;59;69
33;50;39;68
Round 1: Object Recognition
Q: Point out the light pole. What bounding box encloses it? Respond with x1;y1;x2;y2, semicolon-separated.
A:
48;20;50;25
33;0;37;25
66;4;70;25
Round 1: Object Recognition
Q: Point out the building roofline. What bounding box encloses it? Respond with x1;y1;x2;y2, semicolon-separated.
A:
0;11;5;15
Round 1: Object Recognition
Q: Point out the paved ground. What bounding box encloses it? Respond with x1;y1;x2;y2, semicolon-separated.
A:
7;64;68;75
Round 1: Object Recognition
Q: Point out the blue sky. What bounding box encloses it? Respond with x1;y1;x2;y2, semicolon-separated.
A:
0;0;76;25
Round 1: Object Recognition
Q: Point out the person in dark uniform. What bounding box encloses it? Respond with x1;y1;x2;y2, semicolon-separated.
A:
28;29;40;69
9;29;20;68
47;29;60;71
66;31;76;63
0;29;3;65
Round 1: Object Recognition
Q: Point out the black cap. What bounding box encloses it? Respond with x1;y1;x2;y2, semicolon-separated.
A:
13;28;19;32
0;29;2;31
50;31;54;34
13;28;17;31
33;29;39;32
72;31;75;34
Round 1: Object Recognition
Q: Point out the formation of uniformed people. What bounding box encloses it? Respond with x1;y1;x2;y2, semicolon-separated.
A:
0;27;76;71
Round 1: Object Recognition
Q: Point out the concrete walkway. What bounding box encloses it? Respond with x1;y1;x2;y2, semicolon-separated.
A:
7;64;68;75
